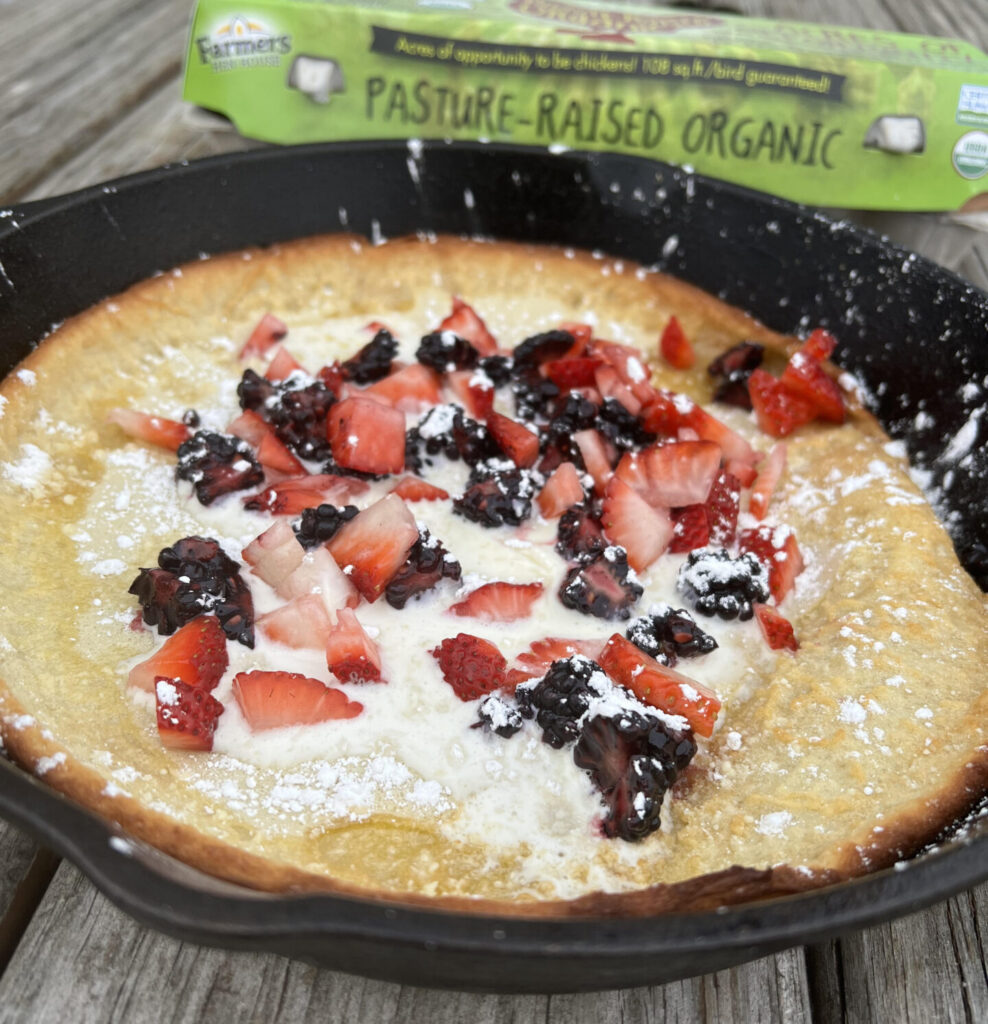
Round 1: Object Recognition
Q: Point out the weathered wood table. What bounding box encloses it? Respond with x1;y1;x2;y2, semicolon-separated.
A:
0;1;985;1020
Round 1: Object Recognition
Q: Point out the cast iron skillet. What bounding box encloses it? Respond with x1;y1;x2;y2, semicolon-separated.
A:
0;141;985;993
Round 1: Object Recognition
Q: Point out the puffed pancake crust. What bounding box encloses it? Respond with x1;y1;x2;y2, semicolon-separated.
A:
0;235;985;916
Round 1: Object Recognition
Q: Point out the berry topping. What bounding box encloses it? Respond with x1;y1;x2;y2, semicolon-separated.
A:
257;593;335;650
738;525;805;603
326;608;384;683
668;504;710;554
327;494;420;602
749;443;787;521
486;410;540;468
130;536;254;647
537;461;586;519
478;353;513;387
326;396;406;476
238;369;337;462
449;581;544;622
573;710;695;841
406;405;500;469
601;476;674;571
625;606;717;666
511;366;561;421
431;633;508;701
598;634;721;737
801;327;838;361
361;364;443;412
156;678;224;751
615;440;721;510
389;476;450;502
544;356;603;389
341;327;398;384
243;474;369;515
446;368;495;420
232;670;362;731
416;330;481;373
436;297;498;356
513;329;575;368
748;368;816;438
659;316;695;370
265;346;307;382
453;461;540;528
107;408;191;452
385;529;462;609
559;546;644;620
176;431;264;506
705;470;741;545
513;637;605;677
572;429;615;495
754;603;799;652
707;341;764;408
676;547;769;621
477;694;524;738
239;312;288;360
780;351;846;424
242;520;305;589
556;502;607;562
128;615;228;693
595;397;656;453
293;503;360;549
516;655;603;748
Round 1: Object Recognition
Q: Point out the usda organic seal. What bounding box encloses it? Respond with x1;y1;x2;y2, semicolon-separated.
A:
952;131;988;180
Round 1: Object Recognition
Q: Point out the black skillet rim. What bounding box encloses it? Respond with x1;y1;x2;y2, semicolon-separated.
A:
0;139;986;992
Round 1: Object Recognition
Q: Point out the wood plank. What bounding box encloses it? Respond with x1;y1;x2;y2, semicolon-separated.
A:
0;862;812;1023
0;0;191;201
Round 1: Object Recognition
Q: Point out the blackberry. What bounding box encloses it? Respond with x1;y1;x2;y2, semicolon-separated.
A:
476;694;524;738
596;397;656;452
556;502;606;563
511;366;560;422
677;547;769;621
129;536;254;647
512;329;575;368
406;405;500;470
708;341;764;410
341;328;397;384
574;711;696;841
182;409;200;428
626;607;718;666
293;503;360;549
237;369;336;461
559;546;643;620
452;460;540;528
516;656;604;748
385;530;462;609
176;431;264;506
478;354;512;387
542;391;599;451
416;331;480;373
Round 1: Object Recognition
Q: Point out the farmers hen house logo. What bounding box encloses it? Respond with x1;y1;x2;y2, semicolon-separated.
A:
196;15;292;71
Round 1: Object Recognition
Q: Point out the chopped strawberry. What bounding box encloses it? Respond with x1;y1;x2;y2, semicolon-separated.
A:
598;634;721;737
326;608;383;683
705;470;741;544
362;364;442;412
749;443;787;520
594;363;642;414
681;404;757;465
437;297;498;356
431;633;508;701
572;429;614;495
449;581;544;622
255;433;308;477
725;457;758;488
326;396;405;475
239;313;287;360
640;390;688;436
615;440;720;509
243;474;369;515
591;340;649;387
668;504;710;554
265;346;307;382
558;322;593;354
107;409;190;452
317;361;347;396
276;545;359;610
601;476;674;570
780;353;845;424
258;593;335;649
232;670;362;730
738;525;805;603
544;356;602;389
156;678;225;750
748;368;816;438
447;369;494;419
754;603;799;652
537;461;586;519
242;519;305;589
487;410;539;468
227;409;271;448
129;615;227;693
389;476;450;502
327;494;420;602
514;637;604;676
800;327;837;362
659;316;695;370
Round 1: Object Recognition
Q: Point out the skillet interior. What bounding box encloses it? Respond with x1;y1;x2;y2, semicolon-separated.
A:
0;141;985;992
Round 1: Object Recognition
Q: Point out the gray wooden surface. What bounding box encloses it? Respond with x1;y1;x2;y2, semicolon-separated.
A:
0;0;986;1020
